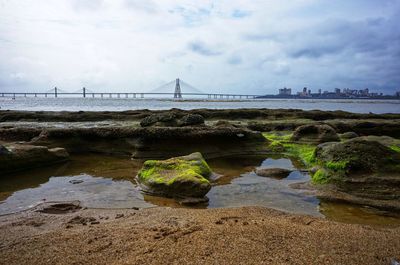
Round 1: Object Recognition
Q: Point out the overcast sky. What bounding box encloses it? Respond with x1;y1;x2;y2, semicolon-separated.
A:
0;0;399;94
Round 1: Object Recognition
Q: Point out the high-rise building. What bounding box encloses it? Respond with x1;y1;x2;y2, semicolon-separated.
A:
279;87;292;95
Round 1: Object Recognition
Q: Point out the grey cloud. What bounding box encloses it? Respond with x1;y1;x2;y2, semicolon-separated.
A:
288;17;400;59
188;41;223;56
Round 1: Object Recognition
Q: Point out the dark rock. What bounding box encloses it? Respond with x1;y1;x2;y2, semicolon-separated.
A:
0;144;10;155
137;152;213;198
140;113;178;127
39;203;81;214
178;114;204;127
69;180;84;184
115;213;124;219
291;124;340;144
0;144;70;174
255;168;292;179
215;120;236;127
340;132;358;139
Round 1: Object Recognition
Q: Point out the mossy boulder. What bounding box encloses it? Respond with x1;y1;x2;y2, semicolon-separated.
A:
137;152;213;198
291;124;339;144
314;138;400;176
313;138;400;207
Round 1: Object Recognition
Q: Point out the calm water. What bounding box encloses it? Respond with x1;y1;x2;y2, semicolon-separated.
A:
1;154;399;226
0;97;399;113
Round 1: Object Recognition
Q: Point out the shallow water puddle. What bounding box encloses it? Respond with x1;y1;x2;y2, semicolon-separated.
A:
1;154;400;226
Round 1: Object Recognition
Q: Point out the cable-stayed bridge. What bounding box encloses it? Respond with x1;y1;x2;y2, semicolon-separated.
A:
0;78;261;99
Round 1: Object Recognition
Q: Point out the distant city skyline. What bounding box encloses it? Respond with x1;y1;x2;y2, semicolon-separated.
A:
0;0;399;95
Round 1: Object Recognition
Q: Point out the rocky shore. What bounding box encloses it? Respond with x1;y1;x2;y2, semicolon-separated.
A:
1;108;400;264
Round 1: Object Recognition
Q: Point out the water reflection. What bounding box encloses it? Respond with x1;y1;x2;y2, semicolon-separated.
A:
1;154;399;226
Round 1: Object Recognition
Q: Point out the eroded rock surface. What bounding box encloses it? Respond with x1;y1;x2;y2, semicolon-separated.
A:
0;143;69;174
255;168;292;179
291;124;340;144
314;138;400;175
312;138;400;209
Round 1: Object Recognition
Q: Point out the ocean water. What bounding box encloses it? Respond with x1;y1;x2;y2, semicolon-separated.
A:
0;97;399;113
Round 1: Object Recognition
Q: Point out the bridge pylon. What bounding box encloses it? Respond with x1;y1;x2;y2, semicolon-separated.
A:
174;78;182;98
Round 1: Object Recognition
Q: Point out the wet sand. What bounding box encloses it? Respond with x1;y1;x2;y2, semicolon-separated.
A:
0;206;399;265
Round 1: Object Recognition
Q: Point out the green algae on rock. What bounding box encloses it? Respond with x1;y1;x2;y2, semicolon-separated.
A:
314;138;400;176
137;152;213;198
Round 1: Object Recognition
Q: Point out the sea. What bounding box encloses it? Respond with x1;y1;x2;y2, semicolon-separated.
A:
0;97;399;113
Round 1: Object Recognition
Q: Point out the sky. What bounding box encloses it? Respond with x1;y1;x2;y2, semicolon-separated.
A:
0;0;399;95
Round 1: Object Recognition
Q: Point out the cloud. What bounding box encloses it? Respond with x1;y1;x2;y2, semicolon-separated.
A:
231;9;251;18
71;0;104;11
0;0;399;94
227;54;242;65
123;0;158;13
188;40;223;56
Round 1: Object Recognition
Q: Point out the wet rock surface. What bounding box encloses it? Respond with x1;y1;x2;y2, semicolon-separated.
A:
255;168;292;179
0;143;69;174
37;202;81;214
291;124;340;144
137;152;213;199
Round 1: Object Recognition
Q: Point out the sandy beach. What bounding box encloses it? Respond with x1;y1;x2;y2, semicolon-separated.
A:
1;206;399;265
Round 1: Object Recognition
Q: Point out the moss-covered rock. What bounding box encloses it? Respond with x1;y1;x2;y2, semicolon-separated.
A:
137;152;212;198
291;124;339;144
314;138;400;176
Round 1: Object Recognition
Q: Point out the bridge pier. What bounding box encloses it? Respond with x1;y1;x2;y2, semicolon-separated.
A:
133;93;136;98
1;93;4;97
140;93;144;98
45;93;47;98
101;93;103;98
117;93;120;98
125;93;128;98
109;93;112;98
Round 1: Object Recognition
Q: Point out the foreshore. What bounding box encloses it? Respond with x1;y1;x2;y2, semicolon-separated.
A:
1;108;400;264
1;206;399;265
